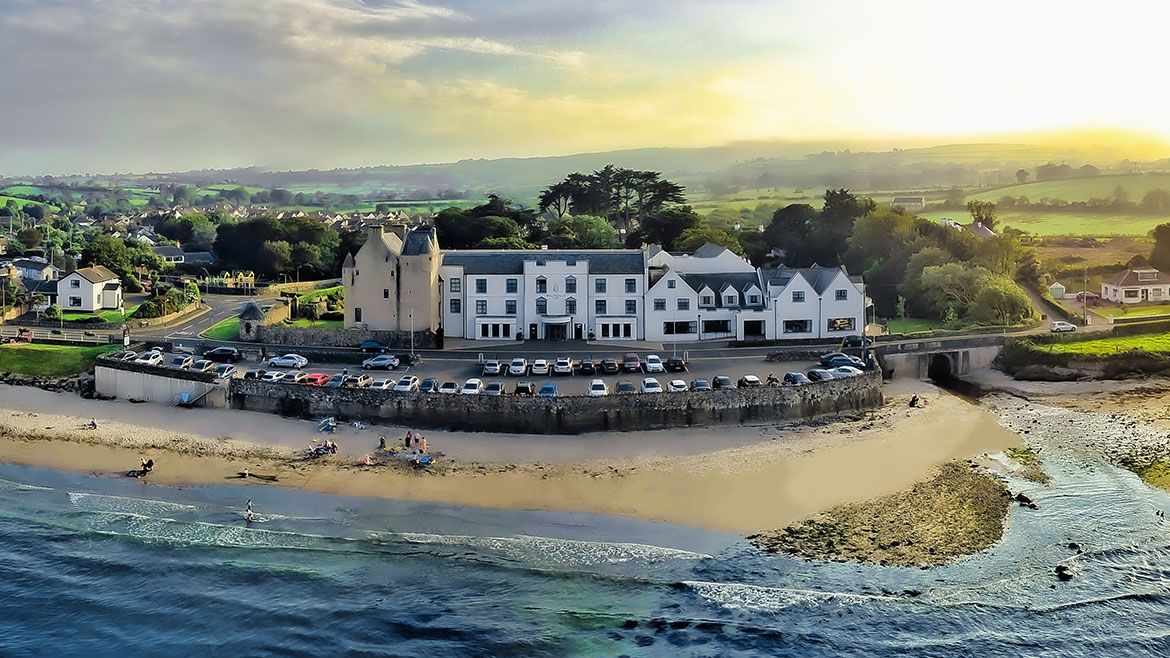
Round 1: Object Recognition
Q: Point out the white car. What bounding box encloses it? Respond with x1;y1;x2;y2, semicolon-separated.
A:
483;381;504;396
482;359;503;376
260;370;286;382
553;357;573;375
644;354;665;373
134;352;164;366
369;378;393;390
393;375;420;392
530;359;550;376
587;379;609;397
169;355;194;370
1050;321;1077;333
829;366;864;378
268;354;308;368
641;377;663;394
212;364;237;379
461;378;484;395
362;354;400;370
508;358;528;376
438;381;460;394
667;379;687;392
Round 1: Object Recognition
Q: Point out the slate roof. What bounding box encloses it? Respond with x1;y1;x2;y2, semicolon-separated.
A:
691;242;730;258
441;250;645;275
401;227;436;256
71;266;119;284
183;251;216;264
1102;268;1170;287
13;258;53;272
102;282;120;291
679;272;764;308
760;265;852;295
152;245;183;257
20;277;57;297
239;301;266;320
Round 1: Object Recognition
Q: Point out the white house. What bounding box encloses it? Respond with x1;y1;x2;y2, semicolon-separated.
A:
57;266;123;313
1101;267;1170;304
891;196;926;212
12;257;58;282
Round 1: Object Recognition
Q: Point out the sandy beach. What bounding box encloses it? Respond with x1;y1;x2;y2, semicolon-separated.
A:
0;381;1020;534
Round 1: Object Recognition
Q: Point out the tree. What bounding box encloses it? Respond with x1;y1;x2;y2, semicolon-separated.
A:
971;278;1033;326
638;207;700;250
24;204;45;220
1015;169;1030;184
918;263;993;319
1150;223;1170;271
259;240;292;275
537;180;576;219
476;236;534;250
966;200;997;230
763;203;816;263
16;227;43;249
944;188;966;207
1142;189;1170;214
676;226;744;256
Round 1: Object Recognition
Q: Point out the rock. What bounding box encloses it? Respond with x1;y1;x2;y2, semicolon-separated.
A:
1054;565;1073;581
1015;493;1034;505
1067;542;1083;552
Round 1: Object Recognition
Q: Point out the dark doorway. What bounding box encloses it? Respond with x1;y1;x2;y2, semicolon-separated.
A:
574;324;584;340
927;353;954;383
546;324;567;341
529;323;538;340
743;320;765;338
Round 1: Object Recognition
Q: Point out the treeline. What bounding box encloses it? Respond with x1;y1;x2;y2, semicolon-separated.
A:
996;187;1170;214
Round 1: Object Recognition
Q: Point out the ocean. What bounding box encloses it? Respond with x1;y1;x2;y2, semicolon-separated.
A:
1;456;1169;657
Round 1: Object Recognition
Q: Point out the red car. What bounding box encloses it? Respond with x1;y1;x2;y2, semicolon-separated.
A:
622;353;641;373
303;372;332;386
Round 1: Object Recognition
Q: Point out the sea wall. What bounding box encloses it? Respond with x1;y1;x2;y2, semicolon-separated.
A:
230;372;883;435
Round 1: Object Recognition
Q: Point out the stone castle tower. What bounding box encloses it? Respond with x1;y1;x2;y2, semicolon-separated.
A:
342;224;440;332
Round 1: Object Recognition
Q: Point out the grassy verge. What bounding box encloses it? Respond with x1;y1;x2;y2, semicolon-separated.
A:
1040;333;1170;356
884;317;950;334
1093;304;1170;319
60;303;141;323
0;343;119;377
297;285;342;302
284;319;343;329
203;316;240;340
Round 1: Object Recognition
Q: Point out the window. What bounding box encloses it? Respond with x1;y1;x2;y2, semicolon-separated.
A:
595;279;606;293
601;324;610;338
565;277;576;294
828;317;856;331
1124;289;1140;298
663;321;695;335
506;300;517;315
506;278;518;294
703;319;731;334
354;308;362;322
749;295;760;305
536;298;547;314
835;289;848;301
69;296;82;307
677;299;690;311
565;298;576;314
667;280;676;289
701;295;713;306
595;299;607;315
653;299;666;311
70;279;80;288
724;295;737;306
625;278;636;293
481;324;489;338
792;291;805;303
476;300;487;315
625;299;636;315
475;278;487;294
383;288;389;299
450;299;461;314
783;319;811;333
449;278;461;293
535;277;546;293
623;324;632;338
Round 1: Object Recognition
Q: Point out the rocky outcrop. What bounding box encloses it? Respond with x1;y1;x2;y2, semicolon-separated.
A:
0;371;83;394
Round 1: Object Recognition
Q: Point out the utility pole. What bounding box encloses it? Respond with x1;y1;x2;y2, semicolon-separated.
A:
409;310;415;358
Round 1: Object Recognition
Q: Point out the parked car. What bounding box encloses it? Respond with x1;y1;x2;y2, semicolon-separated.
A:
738;374;763;388
783;371;811;386
110;350;137;362
1051;321;1077;333
285;370;309;383
268;354;308;368
640;377;663;394
616;381;638;395
713;375;735;390
482;359;503;376
203;346;241;363
665;357;687;373
393;375;420;393
242;368;267;380
362;354;400;370
667;379;688;392
369;378;394;390
508;357;528;376
359;339;390;354
840;334;871;350
587;379;609;397
461;378;484;395
213;364;237;379
829;366;864;378
513;380;535;396
553;357;573;375
822;354;865;369
344;374;373;388
530;359;550;376
419;378;439;393
303;372;331;386
622;353;641;373
169;355;194;370
600;358;620;375
260;370;286;382
438;381;460;394
325;374;347;388
483;381;504;396
690;378;712;391
806;369;836;382
190;359;215;373
644;354;665;373
538;382;559;398
578;358;597;375
818;352;850;367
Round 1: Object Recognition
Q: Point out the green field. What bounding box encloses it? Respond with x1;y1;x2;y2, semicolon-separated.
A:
918;209;1163;236
1;185;42;196
883;317;950;334
202;316;240;340
967;173;1170;204
284;319;343;329
0;343;119;376
1093;304;1170;319
60;303;141;323
1039;333;1170;356
0;194;51;210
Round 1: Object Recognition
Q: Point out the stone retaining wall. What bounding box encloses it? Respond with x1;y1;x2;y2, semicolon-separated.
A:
254;325;437;350
230;372;883;435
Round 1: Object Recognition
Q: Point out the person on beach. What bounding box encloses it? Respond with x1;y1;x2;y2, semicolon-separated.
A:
378;436;386;450
88;418;98;430
419;437;428;454
244;499;254;523
405;430;413;449
136;459;154;478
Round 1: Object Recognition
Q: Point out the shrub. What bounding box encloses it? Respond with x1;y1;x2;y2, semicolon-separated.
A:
42;304;61;321
131;300;163;319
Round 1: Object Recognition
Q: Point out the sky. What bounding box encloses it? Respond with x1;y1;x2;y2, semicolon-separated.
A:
1;0;1167;175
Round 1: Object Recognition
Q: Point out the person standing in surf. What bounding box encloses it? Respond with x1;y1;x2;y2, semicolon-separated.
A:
244;500;254;524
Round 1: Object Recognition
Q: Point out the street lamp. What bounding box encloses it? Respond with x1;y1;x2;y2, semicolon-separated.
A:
409;310;415;358
697;313;702;342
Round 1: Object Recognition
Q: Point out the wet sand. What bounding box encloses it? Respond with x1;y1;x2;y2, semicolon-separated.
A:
0;382;1020;534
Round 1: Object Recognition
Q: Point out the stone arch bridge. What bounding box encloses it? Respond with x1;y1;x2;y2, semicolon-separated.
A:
875;335;1006;381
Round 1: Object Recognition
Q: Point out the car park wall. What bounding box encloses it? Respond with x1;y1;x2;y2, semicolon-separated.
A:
95;359;228;407
254;325;438;350
229;372;883;435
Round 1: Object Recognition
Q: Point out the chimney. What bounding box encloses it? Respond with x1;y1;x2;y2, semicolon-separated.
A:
387;223;408;241
367;224;384;241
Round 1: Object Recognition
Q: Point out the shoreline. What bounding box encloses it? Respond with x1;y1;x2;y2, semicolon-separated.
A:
0;381;1020;535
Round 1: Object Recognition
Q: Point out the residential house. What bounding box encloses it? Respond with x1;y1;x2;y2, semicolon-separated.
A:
1101;267;1170;304
891;196;927;212
57;266;123;313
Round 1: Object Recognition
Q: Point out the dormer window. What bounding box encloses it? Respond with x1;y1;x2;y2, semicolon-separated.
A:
1138;269;1159;281
701;295;713;306
749;295;760;305
724;294;737;306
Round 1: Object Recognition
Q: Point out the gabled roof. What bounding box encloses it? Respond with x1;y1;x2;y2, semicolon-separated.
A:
441;250;645;275
1102;268;1170;287
761;265;853;295
691;242;730;258
239;301;266;320
183;251;216;264
152;245;183;257
20;277;57;296
70;266;119;284
13;258;54;271
679;272;764;308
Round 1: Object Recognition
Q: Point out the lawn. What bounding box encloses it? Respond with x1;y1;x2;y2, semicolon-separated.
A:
202;316;240;340
883;317;950;334
1041;333;1170;356
0;343;119;377
284;319;343;329
60;303;141;323
919;209;1164;236
297;285;342;302
1093;304;1170;319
